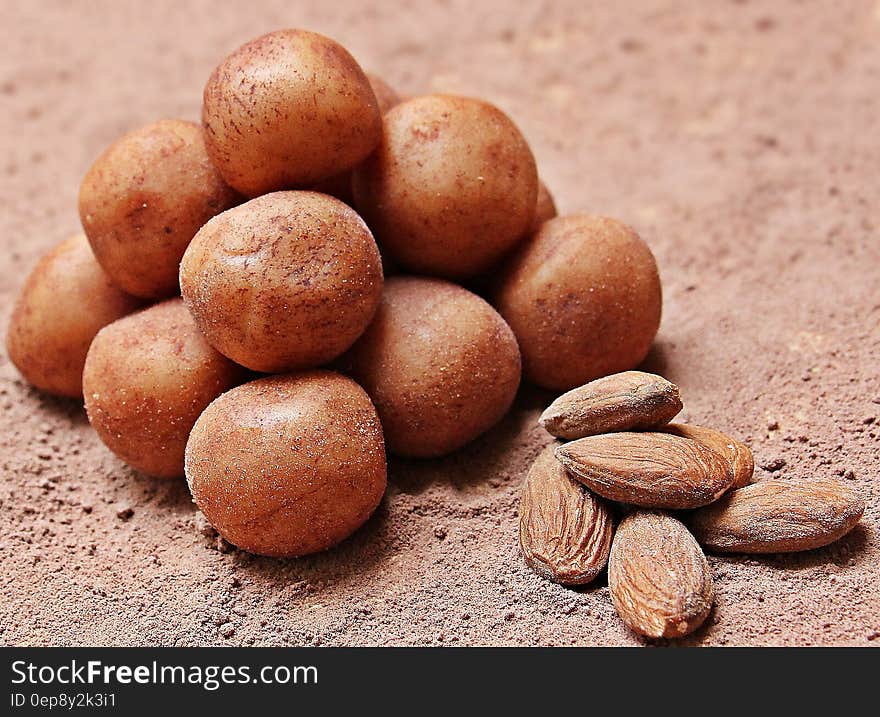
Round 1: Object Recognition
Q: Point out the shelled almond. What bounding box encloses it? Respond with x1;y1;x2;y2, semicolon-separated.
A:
540;371;681;439
519;370;864;641
687;478;864;553
556;432;734;509
609;511;714;639
663;423;755;489
519;445;613;585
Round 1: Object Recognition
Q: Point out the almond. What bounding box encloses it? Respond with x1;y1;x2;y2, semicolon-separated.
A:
663;423;754;488
540;371;682;440
556;432;734;509
519;444;614;585
609;511;714;639
687;478;864;553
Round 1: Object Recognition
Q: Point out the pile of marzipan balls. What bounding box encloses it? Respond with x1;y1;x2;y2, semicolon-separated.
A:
6;29;662;558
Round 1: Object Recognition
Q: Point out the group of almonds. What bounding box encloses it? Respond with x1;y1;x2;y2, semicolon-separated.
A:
519;371;865;639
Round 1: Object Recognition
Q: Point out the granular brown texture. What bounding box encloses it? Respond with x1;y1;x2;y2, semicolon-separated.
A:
83;299;246;478
203;29;382;196
493;214;662;390
353;94;538;280
79;119;239;299
180;190;383;372
341;276;521;458
1;0;878;646
5;233;143;398
186;371;387;558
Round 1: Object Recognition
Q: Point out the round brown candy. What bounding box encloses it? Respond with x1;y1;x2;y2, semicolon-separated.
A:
493;214;662;391
202;29;382;196
78;119;239;299
179;190;383;373
185;371;387;557
6;234;143;398
310;72;402;205
352;94;538;280
341;276;522;458
83;299;245;478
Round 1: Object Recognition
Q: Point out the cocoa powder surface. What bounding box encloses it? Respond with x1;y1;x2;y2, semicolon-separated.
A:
1;0;878;646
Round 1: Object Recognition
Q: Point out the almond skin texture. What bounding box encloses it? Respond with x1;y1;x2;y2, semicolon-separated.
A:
663;423;754;488
540;371;682;440
609;511;714;639
519;444;614;585
687;478;864;553
556;432;734;509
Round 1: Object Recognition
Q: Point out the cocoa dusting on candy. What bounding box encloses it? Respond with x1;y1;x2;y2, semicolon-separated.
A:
352;94;538;280
492;215;662;391
6;234;143;399
179;190;383;373
185;371;387;558
83;299;245;478
340;276;521;458
78;119;238;299
529;180;558;235
202;29;382;196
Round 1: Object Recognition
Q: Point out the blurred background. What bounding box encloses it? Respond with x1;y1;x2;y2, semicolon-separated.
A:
4;1;876;327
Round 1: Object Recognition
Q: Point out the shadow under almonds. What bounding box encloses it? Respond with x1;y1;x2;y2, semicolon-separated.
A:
735;522;871;572
672;524;872;646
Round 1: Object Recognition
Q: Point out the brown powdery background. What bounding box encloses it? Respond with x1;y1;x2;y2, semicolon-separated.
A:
1;0;878;647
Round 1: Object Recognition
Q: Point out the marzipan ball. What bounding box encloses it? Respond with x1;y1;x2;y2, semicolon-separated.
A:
83;299;245;478
310;72;402;205
180;191;384;373
352;94;538;280
78;119;239;299
493;214;661;391
185;371;387;557
202;29;382;196
341;277;522;458
6;234;143;398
